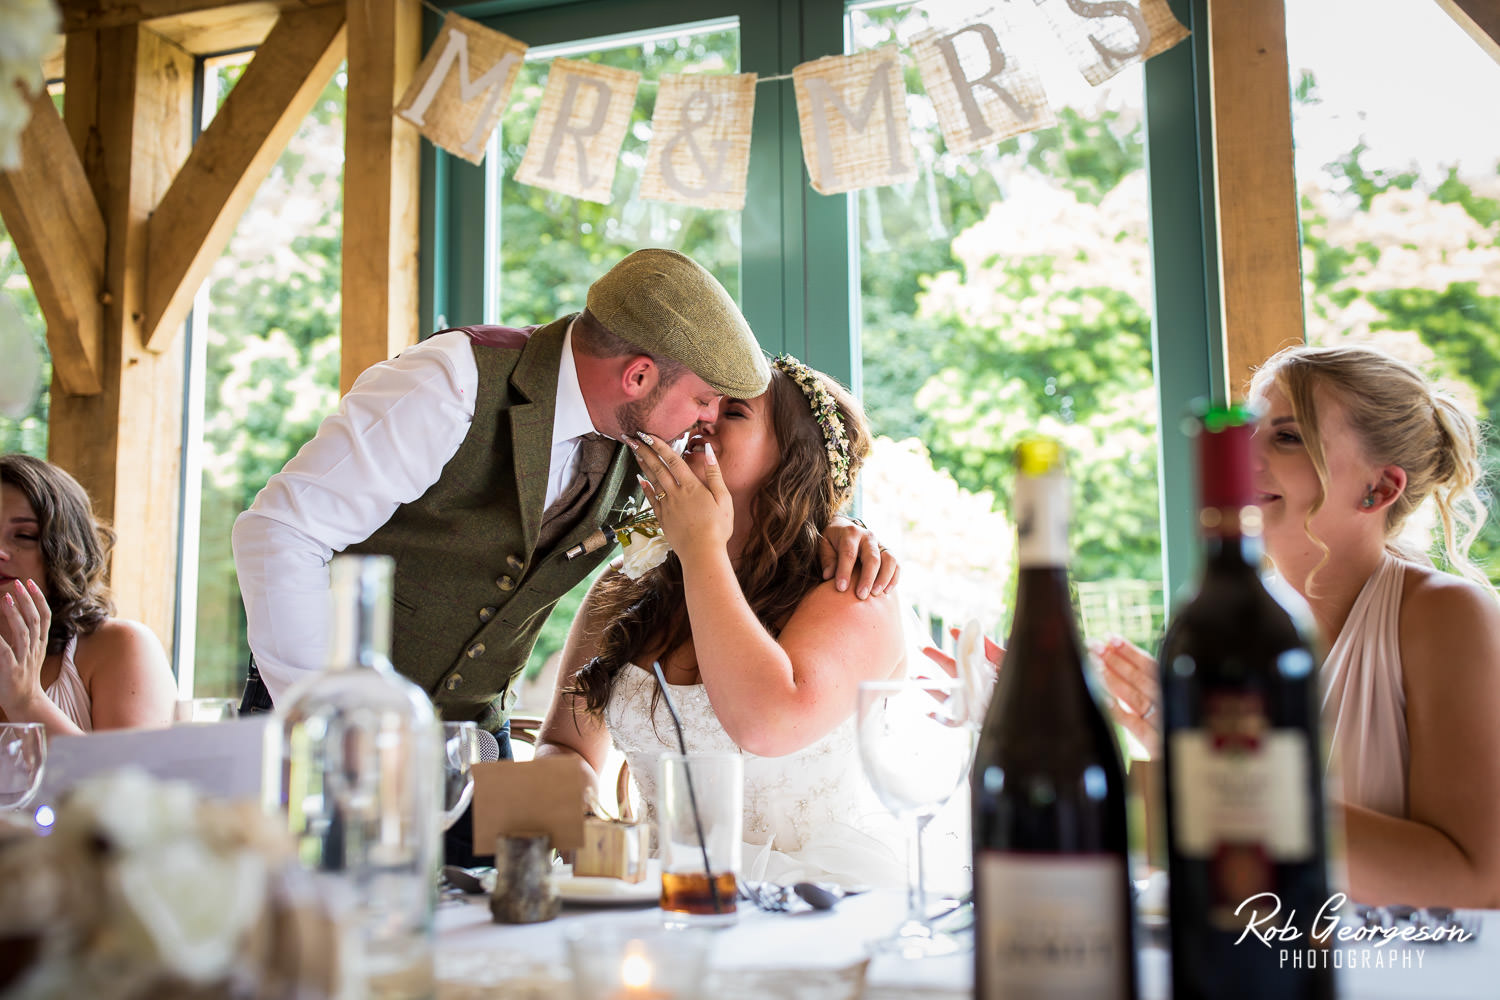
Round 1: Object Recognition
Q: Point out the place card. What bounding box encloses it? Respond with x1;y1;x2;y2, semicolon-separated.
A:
470;757;587;855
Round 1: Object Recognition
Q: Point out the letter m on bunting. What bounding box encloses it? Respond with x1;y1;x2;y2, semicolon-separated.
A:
396;12;528;165
793;46;917;195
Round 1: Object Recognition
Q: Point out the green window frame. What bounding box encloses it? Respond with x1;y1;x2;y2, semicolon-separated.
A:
421;0;1220;597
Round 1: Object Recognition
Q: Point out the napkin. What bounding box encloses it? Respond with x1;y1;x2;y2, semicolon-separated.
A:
954;618;996;725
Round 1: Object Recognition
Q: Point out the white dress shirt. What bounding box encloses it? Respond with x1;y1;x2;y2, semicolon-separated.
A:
233;323;597;702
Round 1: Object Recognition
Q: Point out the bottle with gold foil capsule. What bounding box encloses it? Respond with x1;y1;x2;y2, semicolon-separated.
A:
1159;404;1336;1000
972;438;1137;1000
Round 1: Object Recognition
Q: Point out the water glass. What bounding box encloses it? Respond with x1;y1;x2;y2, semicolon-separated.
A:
657;752;742;926
0;722;46;812
440;722;484;832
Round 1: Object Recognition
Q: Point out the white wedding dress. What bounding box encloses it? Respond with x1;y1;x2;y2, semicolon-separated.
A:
604;664;907;888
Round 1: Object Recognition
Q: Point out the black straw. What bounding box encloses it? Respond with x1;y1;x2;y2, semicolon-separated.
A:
651;660;726;914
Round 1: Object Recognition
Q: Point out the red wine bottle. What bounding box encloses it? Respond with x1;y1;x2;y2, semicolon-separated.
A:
1160;405;1335;1000
972;439;1137;1000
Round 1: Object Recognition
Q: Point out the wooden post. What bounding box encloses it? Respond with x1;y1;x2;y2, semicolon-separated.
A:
1434;0;1500;64
342;0;422;393
47;26;195;648
1208;0;1305;398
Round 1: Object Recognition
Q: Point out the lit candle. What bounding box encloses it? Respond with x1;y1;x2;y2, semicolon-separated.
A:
609;941;673;1000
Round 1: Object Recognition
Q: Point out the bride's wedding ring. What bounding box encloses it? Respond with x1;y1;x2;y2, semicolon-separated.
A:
655;491;668;502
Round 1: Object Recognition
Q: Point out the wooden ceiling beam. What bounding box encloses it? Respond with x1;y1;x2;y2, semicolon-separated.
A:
1434;0;1500;63
0;88;106;395
60;0;340;34
142;3;347;351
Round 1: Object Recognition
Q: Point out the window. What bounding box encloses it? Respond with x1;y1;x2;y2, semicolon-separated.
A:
180;57;347;697
1288;0;1500;579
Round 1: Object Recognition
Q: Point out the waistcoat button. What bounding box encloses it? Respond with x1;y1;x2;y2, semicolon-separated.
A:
445;674;463;691
466;643;486;659
506;554;525;572
478;606;497;623
496;575;516;592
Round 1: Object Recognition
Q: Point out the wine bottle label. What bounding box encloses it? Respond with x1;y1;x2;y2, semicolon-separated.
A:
1015;471;1070;568
1170;727;1314;862
977;853;1129;1000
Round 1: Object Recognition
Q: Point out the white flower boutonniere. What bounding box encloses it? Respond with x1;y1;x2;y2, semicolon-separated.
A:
611;497;671;580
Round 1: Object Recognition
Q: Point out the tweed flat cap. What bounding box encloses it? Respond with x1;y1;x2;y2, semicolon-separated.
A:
587;248;771;398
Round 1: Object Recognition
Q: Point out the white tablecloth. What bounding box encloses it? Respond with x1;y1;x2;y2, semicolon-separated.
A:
435;891;1495;999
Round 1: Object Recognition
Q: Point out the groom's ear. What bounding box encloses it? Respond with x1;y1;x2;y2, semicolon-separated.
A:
619;356;658;400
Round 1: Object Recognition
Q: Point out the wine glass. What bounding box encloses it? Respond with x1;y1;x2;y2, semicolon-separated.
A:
0;722;46;813
440;722;483;831
857;677;974;958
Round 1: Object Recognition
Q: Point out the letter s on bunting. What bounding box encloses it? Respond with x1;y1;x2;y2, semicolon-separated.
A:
792;46;918;196
1033;0;1189;86
395;12;528;165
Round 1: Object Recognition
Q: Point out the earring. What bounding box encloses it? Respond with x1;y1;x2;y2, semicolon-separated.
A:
1361;492;1377;509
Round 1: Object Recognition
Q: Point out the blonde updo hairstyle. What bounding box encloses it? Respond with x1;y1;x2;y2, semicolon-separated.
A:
1248;344;1492;593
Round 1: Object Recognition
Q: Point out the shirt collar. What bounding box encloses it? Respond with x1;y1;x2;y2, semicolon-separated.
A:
553;320;601;446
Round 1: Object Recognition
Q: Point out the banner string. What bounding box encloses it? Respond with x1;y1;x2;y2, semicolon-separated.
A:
411;0;797;85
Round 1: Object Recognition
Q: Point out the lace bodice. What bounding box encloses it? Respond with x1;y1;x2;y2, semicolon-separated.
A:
603;665;905;887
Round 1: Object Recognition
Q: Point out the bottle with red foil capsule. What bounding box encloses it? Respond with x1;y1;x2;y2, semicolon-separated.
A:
1159;404;1336;1000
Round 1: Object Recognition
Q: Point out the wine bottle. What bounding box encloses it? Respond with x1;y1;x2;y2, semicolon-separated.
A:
1159;405;1335;1000
972;439;1137;1000
268;554;443;999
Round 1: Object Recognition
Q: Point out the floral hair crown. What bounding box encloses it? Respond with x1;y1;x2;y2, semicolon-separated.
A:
771;354;852;496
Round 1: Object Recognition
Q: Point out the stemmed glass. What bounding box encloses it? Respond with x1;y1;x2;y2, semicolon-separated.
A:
0;722;46;814
440;722;484;832
857;677;974;958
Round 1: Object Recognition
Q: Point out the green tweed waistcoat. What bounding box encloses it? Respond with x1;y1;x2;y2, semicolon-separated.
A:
347;317;636;730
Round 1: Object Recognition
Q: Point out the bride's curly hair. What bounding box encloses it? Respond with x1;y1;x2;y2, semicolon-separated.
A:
0;454;116;655
568;365;871;714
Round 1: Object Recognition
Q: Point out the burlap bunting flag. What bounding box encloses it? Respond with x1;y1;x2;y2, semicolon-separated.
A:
641;73;757;210
1033;0;1190;86
793;46;918;196
910;16;1056;156
395;12;528;165
515;58;641;204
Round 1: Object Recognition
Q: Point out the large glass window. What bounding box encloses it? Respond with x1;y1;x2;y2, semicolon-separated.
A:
850;2;1162;647
1288;0;1500;580
181;57;346;697
0;221;48;456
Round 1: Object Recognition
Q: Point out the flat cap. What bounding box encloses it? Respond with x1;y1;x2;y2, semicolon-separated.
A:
587;248;771;398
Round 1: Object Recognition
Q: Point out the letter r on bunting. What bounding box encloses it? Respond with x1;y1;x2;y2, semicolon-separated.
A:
515;58;641;204
910;17;1056;155
395;12;528;165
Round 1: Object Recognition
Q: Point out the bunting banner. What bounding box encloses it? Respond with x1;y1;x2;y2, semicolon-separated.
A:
793;46;918;196
1034;0;1191;86
394;0;1189;201
395;12;528;165
909;15;1056;157
514;58;641;204
640;73;758;211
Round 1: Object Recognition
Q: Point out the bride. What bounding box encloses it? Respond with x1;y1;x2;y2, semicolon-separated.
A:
534;356;908;887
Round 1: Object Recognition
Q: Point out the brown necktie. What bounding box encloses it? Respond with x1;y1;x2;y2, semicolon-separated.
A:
538;433;614;551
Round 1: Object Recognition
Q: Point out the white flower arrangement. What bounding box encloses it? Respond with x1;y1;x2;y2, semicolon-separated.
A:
0;769;350;1000
612;497;671;579
0;0;59;170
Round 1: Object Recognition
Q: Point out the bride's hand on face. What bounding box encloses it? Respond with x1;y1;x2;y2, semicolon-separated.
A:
628;431;733;561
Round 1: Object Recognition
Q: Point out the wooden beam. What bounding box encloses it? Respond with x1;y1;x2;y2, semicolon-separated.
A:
49;25;195;652
1208;0;1305;399
60;0;338;34
342;0;421;392
142;4;347;351
0;89;106;395
1434;0;1500;64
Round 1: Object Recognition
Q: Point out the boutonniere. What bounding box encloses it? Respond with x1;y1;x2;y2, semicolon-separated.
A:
610;497;671;580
